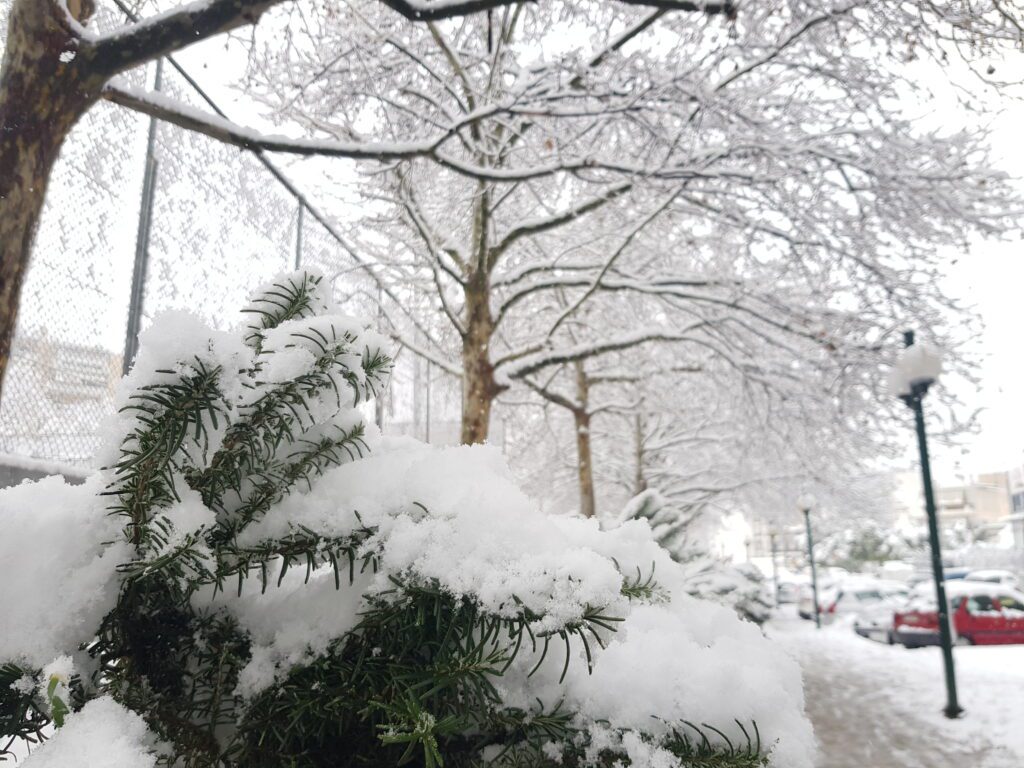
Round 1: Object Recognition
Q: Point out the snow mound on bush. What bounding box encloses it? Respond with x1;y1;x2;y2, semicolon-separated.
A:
21;696;156;768
226;437;815;767
0;475;130;668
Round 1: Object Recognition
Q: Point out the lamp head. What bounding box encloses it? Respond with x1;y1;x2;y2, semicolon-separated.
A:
888;331;943;400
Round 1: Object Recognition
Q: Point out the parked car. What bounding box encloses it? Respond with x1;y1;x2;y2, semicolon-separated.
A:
893;581;1024;648
797;583;822;620
908;566;972;588
851;583;914;643
776;581;802;604
963;569;1020;589
822;580;908;622
799;577;907;623
854;599;901;644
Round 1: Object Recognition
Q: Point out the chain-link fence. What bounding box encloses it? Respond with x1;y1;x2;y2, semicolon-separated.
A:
0;2;389;471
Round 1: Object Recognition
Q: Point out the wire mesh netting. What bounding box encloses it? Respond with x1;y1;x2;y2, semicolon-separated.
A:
0;3;377;468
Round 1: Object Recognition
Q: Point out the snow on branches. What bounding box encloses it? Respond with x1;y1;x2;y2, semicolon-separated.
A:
1;270;813;767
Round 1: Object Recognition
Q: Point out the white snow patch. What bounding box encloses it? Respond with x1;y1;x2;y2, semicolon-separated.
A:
232;437;814;766
0;475;129;668
21;696;156;768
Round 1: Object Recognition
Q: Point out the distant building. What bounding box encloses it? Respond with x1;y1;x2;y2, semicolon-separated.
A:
893;469;1010;531
0;333;122;482
1007;465;1024;551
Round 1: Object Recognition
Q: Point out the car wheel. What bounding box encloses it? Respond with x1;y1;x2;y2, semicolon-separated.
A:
886;630;895;645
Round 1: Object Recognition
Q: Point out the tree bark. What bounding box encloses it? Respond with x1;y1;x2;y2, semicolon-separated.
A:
633;411;647;496
460;275;500;444
574;361;596;518
0;0;98;400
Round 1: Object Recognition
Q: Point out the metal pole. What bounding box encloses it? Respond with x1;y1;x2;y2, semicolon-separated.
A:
804;508;821;629
770;532;780;607
295;203;304;270
425;360;432;444
123;58;163;375
902;330;963;718
375;284;384;429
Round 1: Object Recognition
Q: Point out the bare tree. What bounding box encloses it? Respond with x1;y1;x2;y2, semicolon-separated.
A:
0;0;734;400
240;0;1017;448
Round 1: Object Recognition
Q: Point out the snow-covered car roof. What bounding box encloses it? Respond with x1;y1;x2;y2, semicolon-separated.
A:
902;580;1024;611
943;580;1024;600
964;569;1018;582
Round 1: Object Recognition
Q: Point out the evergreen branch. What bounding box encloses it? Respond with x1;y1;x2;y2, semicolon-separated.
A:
242;272;326;350
0;663;49;758
209;523;379;596
105;359;226;549
220;421;372;537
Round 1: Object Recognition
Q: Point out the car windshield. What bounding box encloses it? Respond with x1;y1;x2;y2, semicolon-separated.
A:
966;595;1000;614
853;590;883;600
998;595;1024;612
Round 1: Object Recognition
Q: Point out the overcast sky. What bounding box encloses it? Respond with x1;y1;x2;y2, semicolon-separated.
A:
912;59;1024;482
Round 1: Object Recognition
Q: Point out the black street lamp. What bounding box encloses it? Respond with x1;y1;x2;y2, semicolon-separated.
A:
798;493;821;629
890;329;963;719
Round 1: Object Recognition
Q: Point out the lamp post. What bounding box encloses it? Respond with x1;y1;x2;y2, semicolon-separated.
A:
890;330;963;719
798;493;821;629
770;531;780;607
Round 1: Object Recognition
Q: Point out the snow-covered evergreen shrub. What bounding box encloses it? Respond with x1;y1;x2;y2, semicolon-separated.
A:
617;490;773;624
0;272;812;767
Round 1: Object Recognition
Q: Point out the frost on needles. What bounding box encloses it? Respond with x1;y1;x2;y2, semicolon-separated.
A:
0;270;814;768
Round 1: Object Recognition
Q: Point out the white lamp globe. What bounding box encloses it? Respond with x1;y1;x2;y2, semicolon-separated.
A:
889;342;943;398
797;493;816;511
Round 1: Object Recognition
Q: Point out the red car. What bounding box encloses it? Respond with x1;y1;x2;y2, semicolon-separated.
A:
893;581;1024;648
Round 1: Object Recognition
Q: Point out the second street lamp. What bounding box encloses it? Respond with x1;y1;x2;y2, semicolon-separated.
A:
889;330;963;719
798;493;821;629
770;531;780;607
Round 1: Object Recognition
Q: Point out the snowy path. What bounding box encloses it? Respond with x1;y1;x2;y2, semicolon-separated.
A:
768;609;1024;768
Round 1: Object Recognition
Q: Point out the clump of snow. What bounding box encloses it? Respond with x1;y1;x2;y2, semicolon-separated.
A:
198;566;371;698
0;475;130;668
230;437;815;766
241;267;335;326
97;311;252;469
10;673;36;696
155;486;218;554
21;696;157;768
520;602;812;768
0;273;814;766
39;655;75;714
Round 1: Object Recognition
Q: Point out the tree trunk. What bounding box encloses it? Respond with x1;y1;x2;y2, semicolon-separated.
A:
0;0;97;400
574;361;596;518
460;276;499;445
574;410;596;518
633;411;647;495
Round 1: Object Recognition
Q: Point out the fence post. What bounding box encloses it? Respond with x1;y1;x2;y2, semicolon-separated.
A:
425;360;431;443
123;58;163;376
375;284;384;429
295;203;304;270
413;345;421;440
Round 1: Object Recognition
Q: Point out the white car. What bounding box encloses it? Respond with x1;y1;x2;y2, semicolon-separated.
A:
776;580;807;604
853;595;907;643
821;580;908;621
799;578;907;622
963;569;1019;589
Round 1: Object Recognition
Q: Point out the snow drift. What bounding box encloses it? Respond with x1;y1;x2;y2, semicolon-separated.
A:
0;270;813;767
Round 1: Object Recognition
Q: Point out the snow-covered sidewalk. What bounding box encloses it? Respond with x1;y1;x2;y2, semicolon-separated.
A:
768;608;1024;768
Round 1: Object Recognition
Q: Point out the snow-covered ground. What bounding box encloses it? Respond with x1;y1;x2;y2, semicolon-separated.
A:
769;607;1024;768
